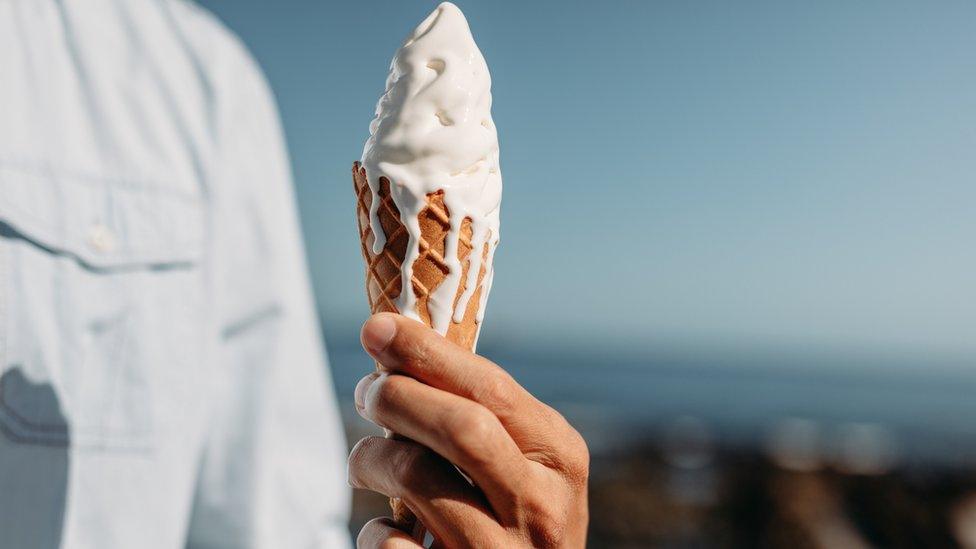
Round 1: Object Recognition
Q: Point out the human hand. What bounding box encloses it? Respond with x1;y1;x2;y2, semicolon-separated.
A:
349;313;589;548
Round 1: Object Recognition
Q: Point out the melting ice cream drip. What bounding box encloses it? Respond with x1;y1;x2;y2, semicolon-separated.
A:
361;2;502;336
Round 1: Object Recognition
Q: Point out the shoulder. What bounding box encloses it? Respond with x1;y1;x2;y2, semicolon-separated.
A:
163;0;251;63
161;0;272;103
159;0;285;172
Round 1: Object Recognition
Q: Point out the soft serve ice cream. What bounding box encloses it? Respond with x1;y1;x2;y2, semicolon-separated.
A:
361;2;502;337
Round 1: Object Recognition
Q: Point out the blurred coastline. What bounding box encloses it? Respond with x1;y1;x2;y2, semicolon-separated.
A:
331;327;976;466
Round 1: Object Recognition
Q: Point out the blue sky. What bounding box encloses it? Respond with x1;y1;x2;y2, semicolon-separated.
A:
199;1;976;361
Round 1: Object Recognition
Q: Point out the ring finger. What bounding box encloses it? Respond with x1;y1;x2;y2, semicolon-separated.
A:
348;436;511;548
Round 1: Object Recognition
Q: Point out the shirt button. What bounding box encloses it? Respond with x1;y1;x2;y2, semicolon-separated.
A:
88;223;116;253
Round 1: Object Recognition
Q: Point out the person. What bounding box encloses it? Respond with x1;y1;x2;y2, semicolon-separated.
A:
0;1;588;548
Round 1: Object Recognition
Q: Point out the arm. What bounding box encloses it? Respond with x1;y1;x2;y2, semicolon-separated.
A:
348;314;589;548
184;40;350;549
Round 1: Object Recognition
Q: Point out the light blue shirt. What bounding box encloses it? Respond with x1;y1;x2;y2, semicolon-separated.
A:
0;1;351;547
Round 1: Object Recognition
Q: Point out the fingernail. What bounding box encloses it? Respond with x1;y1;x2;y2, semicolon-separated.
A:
354;373;379;412
362;314;397;354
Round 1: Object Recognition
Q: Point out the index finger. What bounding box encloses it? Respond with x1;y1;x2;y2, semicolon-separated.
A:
361;313;578;458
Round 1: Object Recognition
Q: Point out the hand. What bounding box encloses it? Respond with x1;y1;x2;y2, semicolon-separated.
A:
348;313;589;548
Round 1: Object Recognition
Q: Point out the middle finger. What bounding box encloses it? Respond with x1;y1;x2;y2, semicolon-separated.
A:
356;372;531;512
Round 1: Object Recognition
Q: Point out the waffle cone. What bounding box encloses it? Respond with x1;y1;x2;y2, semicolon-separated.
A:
353;161;489;526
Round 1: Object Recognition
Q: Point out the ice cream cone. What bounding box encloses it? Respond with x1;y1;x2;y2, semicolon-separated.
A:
353;161;489;526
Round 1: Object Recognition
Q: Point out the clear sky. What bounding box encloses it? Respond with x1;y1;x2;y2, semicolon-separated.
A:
199;0;976;362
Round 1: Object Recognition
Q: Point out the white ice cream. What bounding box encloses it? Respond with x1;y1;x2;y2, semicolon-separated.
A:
362;2;502;337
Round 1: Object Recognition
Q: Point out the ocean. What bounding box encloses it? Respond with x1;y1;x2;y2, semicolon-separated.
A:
327;336;976;469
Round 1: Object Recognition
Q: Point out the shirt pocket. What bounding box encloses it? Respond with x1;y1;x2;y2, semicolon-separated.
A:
0;164;206;451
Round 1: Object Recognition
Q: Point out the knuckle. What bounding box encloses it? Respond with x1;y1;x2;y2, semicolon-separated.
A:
479;374;515;413
541;406;590;483
563;429;591;484
448;406;501;462
523;495;570;548
544;405;572;432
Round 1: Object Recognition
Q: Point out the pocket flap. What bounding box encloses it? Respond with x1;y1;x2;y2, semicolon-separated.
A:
0;164;204;268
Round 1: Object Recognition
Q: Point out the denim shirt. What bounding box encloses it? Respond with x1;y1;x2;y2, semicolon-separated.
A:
0;1;351;547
